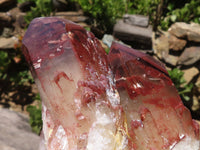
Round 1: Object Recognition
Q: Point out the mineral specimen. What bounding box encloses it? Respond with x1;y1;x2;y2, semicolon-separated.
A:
22;17;200;150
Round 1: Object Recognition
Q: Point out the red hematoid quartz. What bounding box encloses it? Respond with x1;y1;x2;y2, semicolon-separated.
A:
22;17;200;150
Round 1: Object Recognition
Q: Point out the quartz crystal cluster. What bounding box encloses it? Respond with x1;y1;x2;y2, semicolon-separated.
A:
22;17;200;150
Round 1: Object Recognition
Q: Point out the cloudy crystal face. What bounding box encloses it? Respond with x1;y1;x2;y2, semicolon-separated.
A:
22;17;199;150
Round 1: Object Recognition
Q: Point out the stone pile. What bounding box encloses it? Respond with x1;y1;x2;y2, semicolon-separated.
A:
153;22;200;115
154;23;200;68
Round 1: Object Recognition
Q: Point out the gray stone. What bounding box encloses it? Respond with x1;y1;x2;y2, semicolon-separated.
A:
102;34;114;48
2;27;13;38
7;7;21;21
0;37;17;49
102;34;127;48
195;75;200;93
0;108;40;150
0;12;12;23
0;142;16;150
192;96;200;111
113;19;152;46
177;46;200;66
163;54;179;66
168;34;187;51
168;22;200;42
123;14;149;27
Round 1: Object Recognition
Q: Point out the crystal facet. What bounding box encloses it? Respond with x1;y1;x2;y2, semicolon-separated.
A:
22;17;199;150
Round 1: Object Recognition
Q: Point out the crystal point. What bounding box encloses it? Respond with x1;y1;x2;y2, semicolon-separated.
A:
22;17;199;150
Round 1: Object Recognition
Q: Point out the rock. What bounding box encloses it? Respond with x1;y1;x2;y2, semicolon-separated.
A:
1;27;13;38
0;12;12;23
153;32;169;59
168;22;200;42
168;34;187;51
102;34;126;48
0;142;16;150
102;34;114;48
182;67;199;84
163;54;179;66
16;14;26;28
192;96;200;111
53;11;88;23
196;75;200;93
113;19;152;47
123;14;149;27
196;75;200;87
0;7;22;33
0;12;13;31
7;7;21;21
177;46;200;66
0;108;40;150
0;37;17;49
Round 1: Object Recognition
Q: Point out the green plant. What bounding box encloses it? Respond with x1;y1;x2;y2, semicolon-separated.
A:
129;0;160;24
105;48;110;54
0;55;33;87
0;51;11;80
73;0;127;32
0;36;34;86
18;0;52;25
168;68;193;101
17;0;32;3
26;94;42;135
160;0;200;30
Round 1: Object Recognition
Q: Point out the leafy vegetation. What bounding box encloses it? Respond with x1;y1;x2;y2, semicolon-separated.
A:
161;0;200;30
18;0;52;25
128;0;160;24
0;37;34;88
73;0;200;32
0;51;10;80
26;94;42;135
168;68;193;101
72;0;127;32
17;0;200;31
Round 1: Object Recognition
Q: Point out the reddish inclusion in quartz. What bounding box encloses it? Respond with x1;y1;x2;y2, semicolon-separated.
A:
54;72;73;93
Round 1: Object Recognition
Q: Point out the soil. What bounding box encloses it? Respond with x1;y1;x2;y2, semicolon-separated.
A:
0;79;40;115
